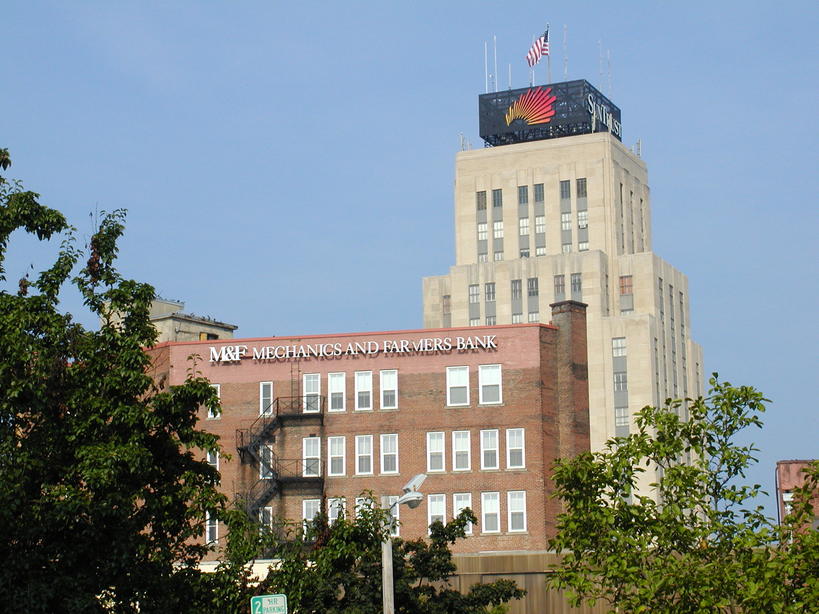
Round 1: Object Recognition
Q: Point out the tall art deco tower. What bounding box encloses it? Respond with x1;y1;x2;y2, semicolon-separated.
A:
423;81;704;482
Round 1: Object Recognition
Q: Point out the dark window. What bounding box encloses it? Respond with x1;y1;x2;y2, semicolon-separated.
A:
560;180;571;200
492;189;503;208
517;185;528;205
476;191;486;211
511;279;522;300
619;275;633;295
571;273;582;293
576;178;587;198
527;278;539;297
485;283;496;302
554;275;565;295
534;183;544;203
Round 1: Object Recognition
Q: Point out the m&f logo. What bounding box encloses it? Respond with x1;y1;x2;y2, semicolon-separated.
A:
209;345;248;363
505;87;556;126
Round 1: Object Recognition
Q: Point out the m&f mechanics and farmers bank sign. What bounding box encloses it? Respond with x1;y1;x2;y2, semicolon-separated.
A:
208;335;498;364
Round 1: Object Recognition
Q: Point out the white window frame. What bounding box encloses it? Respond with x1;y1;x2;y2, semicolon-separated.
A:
453;492;473;534
478;364;502;404
612;337;626;357
328;372;346;412
207;383;220;419
205;511;218;545
561;212;571;230
259;381;273;416
354;496;372;518
380;433;399;474
260;443;274;479
302;499;321;530
302;437;321;477
355;371;373;411
480;429;499;470
206;449;219;470
507;491;527;532
481;492;500;533
446;366;469;407
427;432;445;472
303;373;320;413
427;494;446;532
493;220;504;239
578;210;588;229
506;428;525;469
328;497;345;525
355;435;373;475
452;431;471;471
535;215;546;234
519;217;529;236
327;435;346;476
380;369;398;409
477;222;487;241
259;506;273;530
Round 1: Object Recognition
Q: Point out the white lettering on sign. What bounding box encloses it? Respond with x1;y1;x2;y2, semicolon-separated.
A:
587;93;622;138
208;335;499;364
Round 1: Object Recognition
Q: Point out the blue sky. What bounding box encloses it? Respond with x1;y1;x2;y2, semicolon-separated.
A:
2;1;817;518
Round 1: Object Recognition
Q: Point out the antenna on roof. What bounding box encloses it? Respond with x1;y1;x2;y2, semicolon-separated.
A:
484;41;489;93
493;35;498;92
607;48;612;95
508;63;512;89
598;39;604;86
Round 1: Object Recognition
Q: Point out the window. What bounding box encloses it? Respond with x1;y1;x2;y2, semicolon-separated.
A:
527;312;540;323
427;432;445;472
619;275;633;295
494;251;503;261
328;497;345;525
492;188;502;208
354;496;372;518
479;364;502;404
206;449;219;470
303;437;321;477
485;282;496;302
612;337;626;357
576;178;587;198
560;180;571;199
615;406;629;427
302;499;321;530
527;277;538;297
328;372;345;412
511;279;522;300
259;382;273;415
478;253;488;263
578;210;588;229
383;495;400;536
453;493;473;534
506;428;525;468
446;366;469;406
469;318;480;326
534;183;544;203
614;371;628;392
493;221;504;238
535;215;545;234
355;371;372;410
468;284;479;304
477;222;487;240
303;374;320;413
519;248;530;258
452;431;471;471
508;491;527;532
207;384;220;419
578;241;589;251
512;313;522;324
328;436;346;476
260;444;274;479
481;492;500;533
476;191;486;211
380;433;398;474
571;273;582;294
355;435;373;475
485;315;496;325
519;218;529;235
259;506;273;530
380;369;398;409
562;243;572;253
442;295;451;316
205;511;218;545
480;429;499;470
554;275;565;296
517;185;528;205
535;246;546;256
561;212;571;230
428;494;446;530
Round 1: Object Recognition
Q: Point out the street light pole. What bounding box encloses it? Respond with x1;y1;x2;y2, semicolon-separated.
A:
382;473;426;614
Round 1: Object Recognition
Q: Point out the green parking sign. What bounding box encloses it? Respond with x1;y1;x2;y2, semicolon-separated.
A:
250;594;287;614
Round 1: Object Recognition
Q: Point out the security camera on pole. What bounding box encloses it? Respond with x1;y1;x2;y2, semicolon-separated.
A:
382;473;427;614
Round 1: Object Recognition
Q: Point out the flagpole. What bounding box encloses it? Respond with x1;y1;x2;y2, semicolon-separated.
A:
530;35;535;86
546;24;551;84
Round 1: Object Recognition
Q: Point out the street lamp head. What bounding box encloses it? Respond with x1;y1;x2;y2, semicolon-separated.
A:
396;490;423;509
402;473;427;494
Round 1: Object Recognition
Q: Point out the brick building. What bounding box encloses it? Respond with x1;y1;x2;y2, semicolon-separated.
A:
146;301;589;556
775;460;819;529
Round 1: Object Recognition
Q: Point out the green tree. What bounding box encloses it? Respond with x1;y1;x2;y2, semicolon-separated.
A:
0;150;226;612
546;376;819;613
237;500;524;613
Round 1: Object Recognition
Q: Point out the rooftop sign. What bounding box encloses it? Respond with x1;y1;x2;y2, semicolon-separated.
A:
479;79;621;146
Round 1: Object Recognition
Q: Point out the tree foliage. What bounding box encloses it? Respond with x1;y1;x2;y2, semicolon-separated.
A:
219;500;525;614
547;376;819;613
0;151;226;612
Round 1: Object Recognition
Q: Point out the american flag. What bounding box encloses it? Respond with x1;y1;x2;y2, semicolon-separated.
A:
526;28;550;67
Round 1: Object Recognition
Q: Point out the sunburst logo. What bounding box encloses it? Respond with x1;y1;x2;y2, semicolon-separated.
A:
505;87;556;126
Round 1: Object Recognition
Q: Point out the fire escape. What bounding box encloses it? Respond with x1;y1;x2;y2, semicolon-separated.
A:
235;395;325;521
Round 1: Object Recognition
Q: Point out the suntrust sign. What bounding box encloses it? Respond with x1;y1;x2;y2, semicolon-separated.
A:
208;335;498;364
